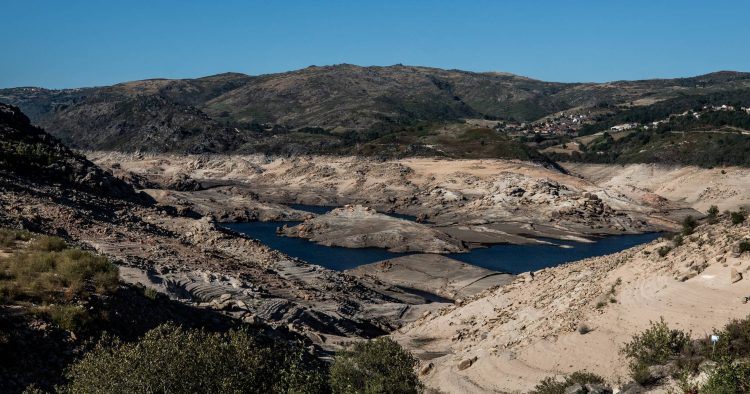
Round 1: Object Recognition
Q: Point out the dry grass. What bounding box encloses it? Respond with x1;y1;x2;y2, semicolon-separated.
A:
0;232;119;304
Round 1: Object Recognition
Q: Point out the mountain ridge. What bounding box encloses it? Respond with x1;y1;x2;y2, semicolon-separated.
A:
2;64;750;156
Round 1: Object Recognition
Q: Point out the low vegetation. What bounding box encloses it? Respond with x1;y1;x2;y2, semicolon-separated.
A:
731;210;747;225
706;205;719;224
62;323;327;394
530;371;606;394
0;235;119;312
329;337;423;394
620;314;750;392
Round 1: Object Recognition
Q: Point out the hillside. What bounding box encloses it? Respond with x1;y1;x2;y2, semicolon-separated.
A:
394;211;750;392
0;102;139;199
3;65;750;158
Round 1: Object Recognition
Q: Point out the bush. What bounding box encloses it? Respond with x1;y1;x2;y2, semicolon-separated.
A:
0;238;118;303
629;361;653;386
701;360;750;393
62;323;327;394
739;241;750;254
0;228;31;248
329;337;422;394
732;211;746;225
622;318;690;368
530;371;606;394
707;205;720;224
45;304;92;332
709;316;750;361
681;216;697;235
29;236;67;252
657;246;672;257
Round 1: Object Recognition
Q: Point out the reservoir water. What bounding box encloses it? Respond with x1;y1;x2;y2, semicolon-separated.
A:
224;206;662;273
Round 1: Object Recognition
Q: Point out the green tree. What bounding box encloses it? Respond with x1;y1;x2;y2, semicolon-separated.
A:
329;337;422;394
62;323;327;394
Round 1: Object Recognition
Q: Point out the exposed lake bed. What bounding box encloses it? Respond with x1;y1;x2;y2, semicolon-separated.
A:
225;203;663;274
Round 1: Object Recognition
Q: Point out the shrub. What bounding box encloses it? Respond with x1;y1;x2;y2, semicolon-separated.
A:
681;216;697;235
45;304;92;332
739;241;750;254
0;228;31;248
0;239;118;303
29;236;67;252
701;360;750;393
530;371;606;394
630;361;653;385
708;316;750;361
578;323;593;335
707;205;720;224
731;211;746;225
143;287;159;300
657;246;672;257
622;318;690;368
329;337;422;394
62;323;327;394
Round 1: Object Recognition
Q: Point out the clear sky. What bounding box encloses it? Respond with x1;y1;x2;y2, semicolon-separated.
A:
2;0;749;88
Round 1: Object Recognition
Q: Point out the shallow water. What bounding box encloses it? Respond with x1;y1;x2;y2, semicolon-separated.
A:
224;217;662;273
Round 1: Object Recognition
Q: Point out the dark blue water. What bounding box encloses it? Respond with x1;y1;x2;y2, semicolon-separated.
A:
448;232;661;274
224;220;662;273
224;221;409;271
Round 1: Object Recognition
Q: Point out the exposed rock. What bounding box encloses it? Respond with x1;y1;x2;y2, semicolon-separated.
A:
419;362;434;376
563;383;585;394
457;356;477;371
731;267;743;283
585;383;613;394
280;205;467;253
619;382;646;394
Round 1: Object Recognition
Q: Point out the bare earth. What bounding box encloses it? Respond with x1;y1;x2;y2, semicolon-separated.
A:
90;153;689;246
394;218;750;392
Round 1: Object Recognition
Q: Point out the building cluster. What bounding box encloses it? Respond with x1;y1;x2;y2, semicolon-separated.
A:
520;113;589;135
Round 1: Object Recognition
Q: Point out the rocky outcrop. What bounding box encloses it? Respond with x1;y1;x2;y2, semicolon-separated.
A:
279;205;467;253
0;103;142;201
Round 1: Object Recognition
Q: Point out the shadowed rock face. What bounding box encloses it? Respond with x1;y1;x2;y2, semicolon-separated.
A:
0;102;141;200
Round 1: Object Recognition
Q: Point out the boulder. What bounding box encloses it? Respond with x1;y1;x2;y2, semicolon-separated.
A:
585;383;613;394
619;382;646;394
457;356;477;371
731;268;743;283
563;383;585;394
419;362;434;376
647;364;672;380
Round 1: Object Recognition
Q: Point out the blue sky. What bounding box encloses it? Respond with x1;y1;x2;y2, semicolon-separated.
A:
2;0;749;88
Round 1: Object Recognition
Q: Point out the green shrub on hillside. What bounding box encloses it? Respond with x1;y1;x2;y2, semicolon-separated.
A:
731;211;746;225
62;323;327;394
621;318;690;382
530;371;606;394
0;232;119;332
701;360;750;393
0;228;31;248
29;236;67;252
681;216;697;235
329;337;422;394
707;205;720;224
